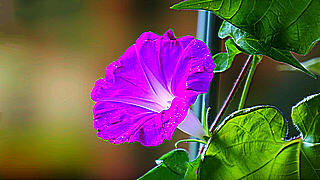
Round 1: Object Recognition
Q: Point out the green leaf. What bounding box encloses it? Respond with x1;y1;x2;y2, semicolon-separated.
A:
138;149;189;180
171;0;320;55
301;143;320;179
199;106;301;179
278;57;320;75
139;149;203;180
184;156;201;180
292;93;320;143
198;100;320;179
219;21;315;78
294;93;320;179
213;39;241;73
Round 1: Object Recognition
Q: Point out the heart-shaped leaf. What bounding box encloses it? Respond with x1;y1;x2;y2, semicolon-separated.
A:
218;21;315;77
199;93;320;179
140;93;320;179
171;0;320;55
199;106;301;179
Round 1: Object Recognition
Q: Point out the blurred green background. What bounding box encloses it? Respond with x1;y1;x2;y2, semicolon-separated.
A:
0;0;319;179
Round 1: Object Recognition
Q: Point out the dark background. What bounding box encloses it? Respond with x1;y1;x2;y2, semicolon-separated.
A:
0;0;319;179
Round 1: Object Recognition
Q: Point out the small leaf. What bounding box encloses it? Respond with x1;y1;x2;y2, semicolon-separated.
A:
219;21;315;78
138;149;189;180
278;57;320;75
199;106;300;179
184;156;201;180
171;0;320;55
292;93;320;143
213;39;242;73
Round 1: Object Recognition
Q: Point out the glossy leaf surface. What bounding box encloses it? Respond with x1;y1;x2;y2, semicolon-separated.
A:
171;0;320;55
301;143;320;179
292;93;320;143
200;93;320;179
138;149;189;180
295;93;320;179
278;57;320;75
184;156;201;180
213;39;241;73
218;21;314;77
199;106;300;179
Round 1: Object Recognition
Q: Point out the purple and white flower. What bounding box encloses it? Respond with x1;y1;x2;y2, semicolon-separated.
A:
91;30;214;146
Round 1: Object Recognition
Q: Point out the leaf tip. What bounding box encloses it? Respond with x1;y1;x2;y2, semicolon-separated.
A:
312;73;318;79
170;1;194;10
170;3;182;10
307;71;317;79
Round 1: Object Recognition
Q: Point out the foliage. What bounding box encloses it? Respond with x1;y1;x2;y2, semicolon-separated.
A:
171;0;320;55
200;106;300;179
200;94;320;179
292;93;320;143
138;149;202;180
278;57;320;75
213;39;241;73
138;149;190;180
140;94;320;179
218;21;315;77
172;0;319;77
121;0;320;179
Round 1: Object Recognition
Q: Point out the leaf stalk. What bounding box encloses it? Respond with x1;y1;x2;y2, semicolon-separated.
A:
209;55;253;133
238;55;262;110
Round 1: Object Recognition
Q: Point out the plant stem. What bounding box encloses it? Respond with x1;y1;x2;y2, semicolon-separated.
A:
238;55;261;110
198;55;253;156
209;55;252;133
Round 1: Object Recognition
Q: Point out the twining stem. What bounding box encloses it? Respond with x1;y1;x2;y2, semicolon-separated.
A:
238;55;261;110
198;55;253;156
208;55;253;133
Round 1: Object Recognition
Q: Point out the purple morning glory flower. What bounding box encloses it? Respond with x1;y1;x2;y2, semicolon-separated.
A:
91;29;214;146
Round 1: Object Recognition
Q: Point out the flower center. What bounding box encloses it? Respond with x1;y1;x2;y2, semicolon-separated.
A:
157;93;174;111
141;63;175;112
163;100;172;110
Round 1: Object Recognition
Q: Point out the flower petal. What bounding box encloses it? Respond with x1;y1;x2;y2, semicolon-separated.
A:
159;33;194;94
94;101;161;145
171;39;214;104
162;29;176;40
91;45;164;112
134;30;195;99
136;31;161;44
135;32;173;103
93;97;189;146
134;29;213;105
160;97;189;140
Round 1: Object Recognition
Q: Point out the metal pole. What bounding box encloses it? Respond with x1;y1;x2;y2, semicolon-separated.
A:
189;11;222;160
